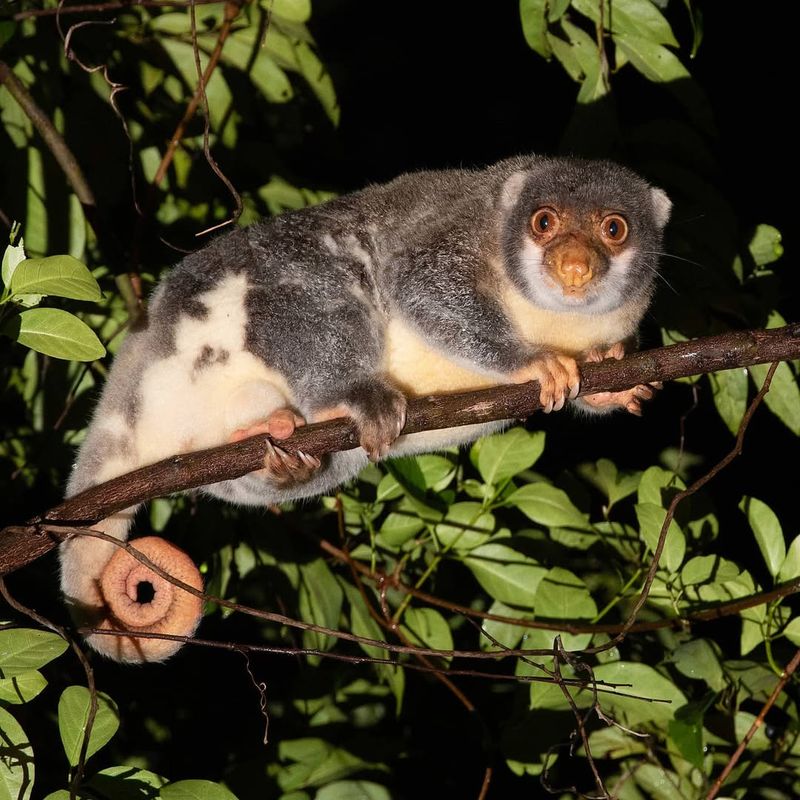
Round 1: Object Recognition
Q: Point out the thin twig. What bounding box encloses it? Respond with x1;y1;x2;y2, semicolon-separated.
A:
0;60;95;205
12;0;224;19
151;0;241;190
706;647;800;800
590;361;780;654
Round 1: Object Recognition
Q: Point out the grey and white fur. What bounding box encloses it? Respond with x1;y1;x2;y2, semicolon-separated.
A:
61;155;671;660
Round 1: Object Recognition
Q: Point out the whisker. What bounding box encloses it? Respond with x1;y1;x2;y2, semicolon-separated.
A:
639;257;679;295
641;250;709;270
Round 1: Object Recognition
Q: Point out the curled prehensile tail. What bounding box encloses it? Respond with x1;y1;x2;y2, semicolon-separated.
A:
60;323;204;663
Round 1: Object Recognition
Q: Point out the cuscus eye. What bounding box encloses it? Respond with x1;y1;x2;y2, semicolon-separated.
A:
601;214;628;243
531;207;560;238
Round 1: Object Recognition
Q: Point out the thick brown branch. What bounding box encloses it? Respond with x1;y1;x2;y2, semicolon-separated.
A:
0;60;95;206
1;323;799;575
0;58;138;312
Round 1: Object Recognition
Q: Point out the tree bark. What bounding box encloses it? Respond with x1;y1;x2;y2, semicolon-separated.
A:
2;323;799;576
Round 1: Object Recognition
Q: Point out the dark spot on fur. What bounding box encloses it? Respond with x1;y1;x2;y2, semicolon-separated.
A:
192;345;230;376
93;429;134;461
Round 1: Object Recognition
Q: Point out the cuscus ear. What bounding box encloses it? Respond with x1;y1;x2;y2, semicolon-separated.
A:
499;171;530;210
650;187;672;229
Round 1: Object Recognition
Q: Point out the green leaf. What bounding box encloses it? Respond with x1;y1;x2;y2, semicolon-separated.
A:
519;0;552;59
479;600;528;652
615;34;690;83
637;465;682;506
8;308;105;361
551;19;606;96
668;702;705;769
462;542;546;606
477;428;545;485
546;31;583;82
388;455;455;493
26;147;47;255
0;707;34;800
379;511;425;547
341;585;403;707
573;0;679;47
160;39;234;133
0;21;15;50
298;559;344;653
58;685;120;767
341;583;384;660
578;458;639;509
681;555;716;586
1;236;25;287
315;782;390;800
400;608;453;658
547;0;571;21
749;361;800;435
635;503;686;572
506;483;589;530
86;766;168;799
375;471;403;502
592;661;687;724
533;567;597;650
632;764;688;800
293;41;340;125
9;256;101;301
709;368;748;435
683;0;703;57
534;567;597;621
0;628;68;677
0;671;47;704
778;534;800;582
748;224;783;267
271;0;311;23
161;780;238;800
740;496;786;578
435;502;494;550
783;618;800;646
277;738;374;792
671;639;725;691
149;11;192;34
68;195;86;260
586;726;647;758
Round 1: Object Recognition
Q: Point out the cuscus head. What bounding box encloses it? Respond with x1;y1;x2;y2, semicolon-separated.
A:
500;158;671;315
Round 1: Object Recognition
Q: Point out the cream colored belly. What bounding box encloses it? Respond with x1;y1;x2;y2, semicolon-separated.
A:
383;293;640;398
383;318;499;396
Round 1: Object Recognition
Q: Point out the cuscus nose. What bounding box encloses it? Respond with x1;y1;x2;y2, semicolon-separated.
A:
556;245;593;289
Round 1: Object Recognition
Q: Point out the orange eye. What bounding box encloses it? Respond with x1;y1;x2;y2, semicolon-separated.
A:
531;207;559;237
601;214;628;243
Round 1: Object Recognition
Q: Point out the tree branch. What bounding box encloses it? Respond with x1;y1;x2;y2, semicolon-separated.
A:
1;323;799;576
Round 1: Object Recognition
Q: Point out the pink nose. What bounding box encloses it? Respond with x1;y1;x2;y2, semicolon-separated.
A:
557;256;592;288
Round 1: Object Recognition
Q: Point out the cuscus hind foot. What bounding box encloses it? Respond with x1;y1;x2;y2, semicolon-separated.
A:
230;408;321;487
314;379;407;462
581;343;661;416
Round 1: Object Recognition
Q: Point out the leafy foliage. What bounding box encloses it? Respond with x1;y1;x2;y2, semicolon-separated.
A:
0;1;798;799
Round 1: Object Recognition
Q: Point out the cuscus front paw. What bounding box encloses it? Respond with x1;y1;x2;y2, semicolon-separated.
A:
582;342;661;416
512;352;580;413
230;408;321;486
